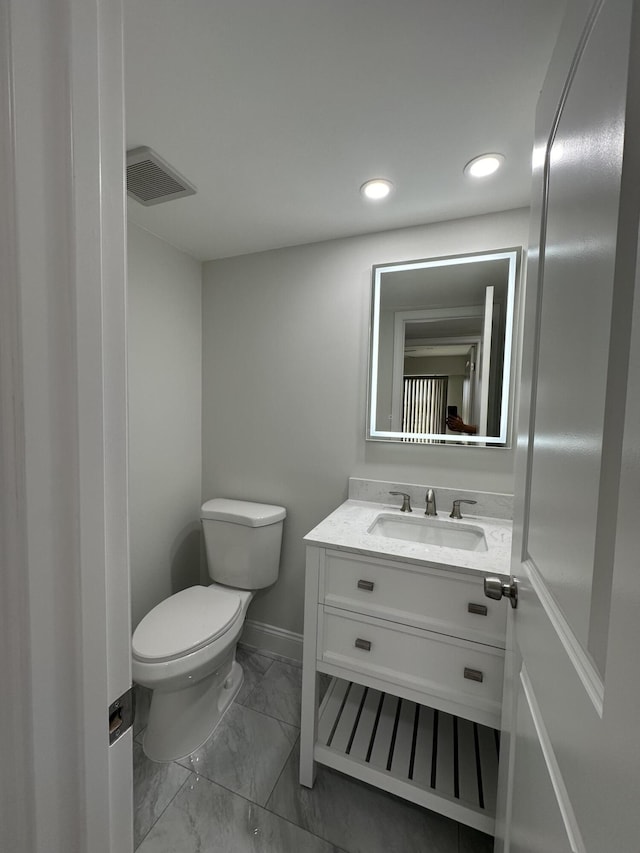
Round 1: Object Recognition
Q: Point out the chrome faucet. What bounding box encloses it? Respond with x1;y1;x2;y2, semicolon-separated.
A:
450;499;477;519
425;488;437;516
389;491;412;512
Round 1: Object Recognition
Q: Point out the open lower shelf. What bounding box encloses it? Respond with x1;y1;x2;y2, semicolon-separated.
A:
314;678;500;836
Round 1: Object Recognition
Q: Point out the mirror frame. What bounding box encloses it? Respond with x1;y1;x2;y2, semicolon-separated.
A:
366;247;521;446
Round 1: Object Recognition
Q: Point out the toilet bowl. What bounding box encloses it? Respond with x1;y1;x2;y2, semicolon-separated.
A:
131;498;285;762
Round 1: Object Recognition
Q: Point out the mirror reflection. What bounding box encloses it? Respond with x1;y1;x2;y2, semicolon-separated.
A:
367;248;520;445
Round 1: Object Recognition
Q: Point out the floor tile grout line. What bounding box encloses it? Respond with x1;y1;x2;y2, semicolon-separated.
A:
172;697;299;773
186;739;295;809
240;703;301;727
174;738;296;807
261;739;360;853
232;697;300;734
150;704;290;772
139;753;461;853
227;653;302;721
180;767;348;850
237;650;282;672
134;768;192;852
263;732;300;811
146;709;341;851
237;644;302;669
239;667;303;724
170;701;299;802
235;658;276;707
237;671;302;726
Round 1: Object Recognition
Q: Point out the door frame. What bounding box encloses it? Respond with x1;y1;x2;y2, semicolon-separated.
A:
0;1;132;851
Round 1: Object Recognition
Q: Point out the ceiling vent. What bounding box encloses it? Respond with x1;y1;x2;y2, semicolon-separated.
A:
126;147;196;206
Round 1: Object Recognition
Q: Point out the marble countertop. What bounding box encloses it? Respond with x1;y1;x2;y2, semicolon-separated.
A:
304;499;512;577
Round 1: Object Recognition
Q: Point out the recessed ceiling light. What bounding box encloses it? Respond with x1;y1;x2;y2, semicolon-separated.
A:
463;153;505;178
361;178;393;200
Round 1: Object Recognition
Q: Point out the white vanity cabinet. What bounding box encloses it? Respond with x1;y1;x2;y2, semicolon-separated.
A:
300;545;508;836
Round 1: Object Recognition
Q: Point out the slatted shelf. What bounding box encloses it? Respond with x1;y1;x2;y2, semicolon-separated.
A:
314;678;500;836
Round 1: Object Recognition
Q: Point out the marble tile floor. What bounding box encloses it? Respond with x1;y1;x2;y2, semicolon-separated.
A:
133;645;494;853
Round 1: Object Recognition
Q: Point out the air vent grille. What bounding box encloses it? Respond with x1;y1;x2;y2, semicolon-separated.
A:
126;147;196;206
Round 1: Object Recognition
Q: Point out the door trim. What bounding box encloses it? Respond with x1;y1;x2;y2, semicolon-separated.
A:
0;0;35;848
524;558;604;714
520;666;586;853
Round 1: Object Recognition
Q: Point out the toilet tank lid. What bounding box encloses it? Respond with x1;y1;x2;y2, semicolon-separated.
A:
201;498;286;527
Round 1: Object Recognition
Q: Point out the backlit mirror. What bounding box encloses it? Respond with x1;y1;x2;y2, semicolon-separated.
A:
367;248;520;446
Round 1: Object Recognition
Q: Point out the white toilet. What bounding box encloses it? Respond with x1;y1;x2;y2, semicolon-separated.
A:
131;498;286;761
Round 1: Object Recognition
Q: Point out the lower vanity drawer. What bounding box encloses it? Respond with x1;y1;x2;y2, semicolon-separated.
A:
317;605;504;724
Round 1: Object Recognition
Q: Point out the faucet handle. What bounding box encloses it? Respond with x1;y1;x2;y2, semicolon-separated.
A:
389;491;412;513
450;499;477;519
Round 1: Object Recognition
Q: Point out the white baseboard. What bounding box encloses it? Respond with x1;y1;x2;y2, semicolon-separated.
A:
240;618;303;663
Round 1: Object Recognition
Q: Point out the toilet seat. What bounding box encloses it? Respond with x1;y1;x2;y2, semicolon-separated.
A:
132;585;242;664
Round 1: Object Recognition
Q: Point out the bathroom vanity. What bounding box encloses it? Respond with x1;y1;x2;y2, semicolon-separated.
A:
300;481;512;836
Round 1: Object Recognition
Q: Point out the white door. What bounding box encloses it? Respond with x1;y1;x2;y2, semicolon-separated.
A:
461;344;476;426
495;1;640;851
1;1;133;851
478;285;495;437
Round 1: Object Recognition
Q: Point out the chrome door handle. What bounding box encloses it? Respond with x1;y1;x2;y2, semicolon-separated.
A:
484;576;518;609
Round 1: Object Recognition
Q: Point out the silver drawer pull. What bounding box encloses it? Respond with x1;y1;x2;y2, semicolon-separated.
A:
464;667;484;683
357;579;375;592
355;638;372;652
468;602;488;616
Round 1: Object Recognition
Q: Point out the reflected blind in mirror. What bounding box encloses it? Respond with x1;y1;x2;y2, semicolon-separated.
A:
402;376;447;442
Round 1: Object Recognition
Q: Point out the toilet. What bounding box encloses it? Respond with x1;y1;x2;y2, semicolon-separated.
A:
131;498;286;761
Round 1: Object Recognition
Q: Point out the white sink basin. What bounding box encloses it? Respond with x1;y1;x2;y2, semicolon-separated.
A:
368;513;487;552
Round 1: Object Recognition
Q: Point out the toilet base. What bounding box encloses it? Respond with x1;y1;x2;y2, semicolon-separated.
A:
142;654;244;762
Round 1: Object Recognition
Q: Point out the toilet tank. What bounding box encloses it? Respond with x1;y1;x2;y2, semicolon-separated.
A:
200;498;286;590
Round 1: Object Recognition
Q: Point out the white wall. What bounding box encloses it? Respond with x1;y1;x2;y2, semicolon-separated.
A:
202;208;529;637
128;224;203;628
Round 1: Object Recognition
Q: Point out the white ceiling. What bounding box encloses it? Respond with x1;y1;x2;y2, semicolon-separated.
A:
124;0;566;261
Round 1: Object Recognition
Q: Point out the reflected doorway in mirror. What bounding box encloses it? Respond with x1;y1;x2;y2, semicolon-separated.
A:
367;248;521;446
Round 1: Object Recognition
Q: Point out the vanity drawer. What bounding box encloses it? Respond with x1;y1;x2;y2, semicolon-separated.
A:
317;606;504;723
321;550;506;648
